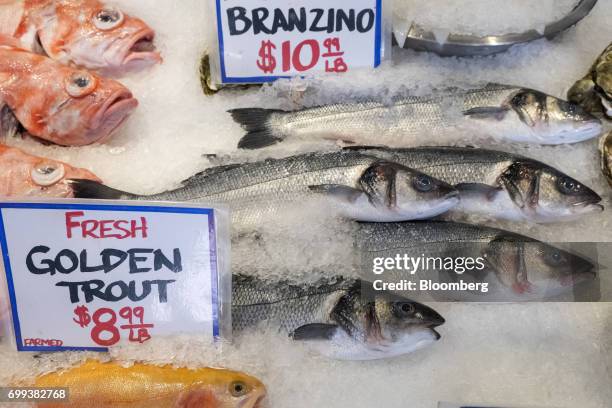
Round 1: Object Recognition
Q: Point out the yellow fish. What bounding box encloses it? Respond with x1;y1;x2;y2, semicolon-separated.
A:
34;360;266;408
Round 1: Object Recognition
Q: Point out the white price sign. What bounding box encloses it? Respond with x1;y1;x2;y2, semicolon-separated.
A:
215;0;384;83
0;202;225;352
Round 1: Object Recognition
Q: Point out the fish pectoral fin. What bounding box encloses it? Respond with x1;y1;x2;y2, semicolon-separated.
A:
291;323;339;341
455;183;501;201
308;184;365;203
463;106;509;121
237;130;283;150
0;104;23;139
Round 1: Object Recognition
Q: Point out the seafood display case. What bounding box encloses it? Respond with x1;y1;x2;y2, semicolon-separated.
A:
0;0;611;407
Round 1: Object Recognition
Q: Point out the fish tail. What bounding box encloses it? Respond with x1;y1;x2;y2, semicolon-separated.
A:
229;108;284;149
69;179;136;200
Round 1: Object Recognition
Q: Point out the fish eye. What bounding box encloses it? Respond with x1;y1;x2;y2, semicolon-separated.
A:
65;71;96;97
94;8;124;30
413;175;435;192
557;177;582;194
544;250;566;266
393;302;415;317
31;162;65;186
229;381;248;397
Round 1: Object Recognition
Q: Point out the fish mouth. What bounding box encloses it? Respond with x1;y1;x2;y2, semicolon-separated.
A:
122;29;162;69
430;328;441;341
88;90;138;143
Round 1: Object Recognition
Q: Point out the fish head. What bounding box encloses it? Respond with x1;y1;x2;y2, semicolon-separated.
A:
509;89;602;143
0;144;101;197
200;368;266;408
359;162;459;220
498;160;603;222
5;52;138;145
36;0;161;75
484;235;596;296
328;281;445;359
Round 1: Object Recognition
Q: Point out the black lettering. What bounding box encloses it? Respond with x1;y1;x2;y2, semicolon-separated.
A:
101;249;128;273
326;8;334;33
105;280;128;301
356;9;375;33
128;280;151;302
152;280;176;303
287;8;307;32
128;249;153;274
310;8;326;32
153;249;182;273
251;7;271;34
79;250;105;273
26;245;54;275
336;9;355;32
227;7;252;35
55;249;78;274
271;8;288;34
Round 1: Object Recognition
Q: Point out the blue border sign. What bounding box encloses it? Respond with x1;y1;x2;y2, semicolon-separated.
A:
215;0;384;84
0;202;220;352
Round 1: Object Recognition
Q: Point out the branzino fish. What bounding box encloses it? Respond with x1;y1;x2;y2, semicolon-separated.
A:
601;131;612;187
0;143;100;197
0;0;161;75
232;274;445;360
230;83;602;149
568;42;612;119
346;146;603;223
70;151;460;229
356;222;597;301
33;360;266;408
0;42;137;145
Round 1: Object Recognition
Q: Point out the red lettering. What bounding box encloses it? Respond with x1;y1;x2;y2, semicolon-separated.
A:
132;217;148;239
64;212;148;239
65;211;85;239
24;338;64;347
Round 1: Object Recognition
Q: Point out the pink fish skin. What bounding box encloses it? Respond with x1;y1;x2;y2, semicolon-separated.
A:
0;143;101;197
0;42;138;145
0;0;161;75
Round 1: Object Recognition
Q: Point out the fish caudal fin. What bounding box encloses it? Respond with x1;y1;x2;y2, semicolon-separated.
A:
229;108;283;149
69;179;135;200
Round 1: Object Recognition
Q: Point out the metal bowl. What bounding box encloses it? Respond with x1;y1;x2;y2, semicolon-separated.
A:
395;0;598;57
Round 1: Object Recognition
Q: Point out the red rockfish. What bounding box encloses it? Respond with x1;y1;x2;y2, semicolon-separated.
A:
0;143;100;197
0;42;138;145
0;0;161;75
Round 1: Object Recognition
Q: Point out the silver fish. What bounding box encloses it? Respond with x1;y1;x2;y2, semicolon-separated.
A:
356;222;597;301
232;274;445;360
346;146;603;223
70;151;459;229
568;42;612;119
230;84;602;149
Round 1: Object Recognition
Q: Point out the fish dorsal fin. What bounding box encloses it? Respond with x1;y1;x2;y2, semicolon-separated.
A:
0;1;24;38
180;163;243;185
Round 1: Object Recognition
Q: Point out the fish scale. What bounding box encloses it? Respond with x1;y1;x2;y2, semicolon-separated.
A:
349;146;516;185
232;275;354;333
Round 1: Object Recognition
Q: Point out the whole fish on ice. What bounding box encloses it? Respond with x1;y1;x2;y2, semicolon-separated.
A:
568;42;612;119
70;151;460;229
233;274;445;360
356;222;597;301
0;143;100;197
0;43;138;145
230;83;602;149
0;0;161;75
347;146;603;223
33;360;266;408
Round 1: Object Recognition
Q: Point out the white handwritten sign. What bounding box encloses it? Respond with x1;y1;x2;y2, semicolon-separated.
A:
0;202;226;352
215;0;384;83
